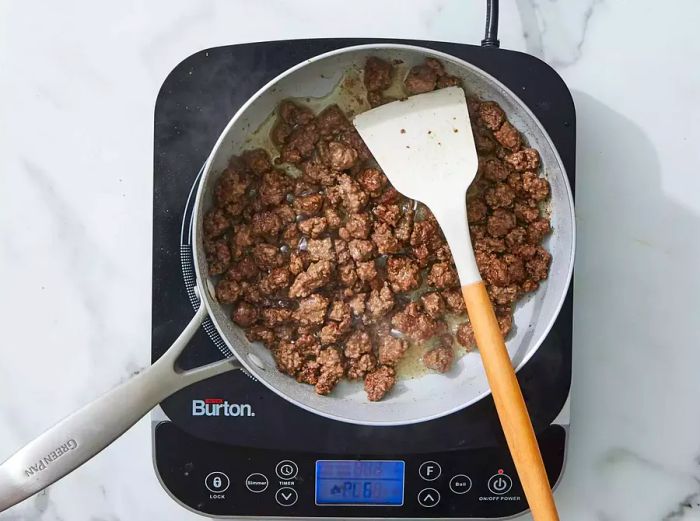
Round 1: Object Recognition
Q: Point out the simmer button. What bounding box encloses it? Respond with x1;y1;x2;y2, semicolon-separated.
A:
245;473;269;493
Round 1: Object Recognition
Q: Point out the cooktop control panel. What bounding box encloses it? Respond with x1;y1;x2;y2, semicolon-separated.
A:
154;421;565;518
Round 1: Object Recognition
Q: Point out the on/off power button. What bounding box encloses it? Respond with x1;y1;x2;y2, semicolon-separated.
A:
487;472;513;495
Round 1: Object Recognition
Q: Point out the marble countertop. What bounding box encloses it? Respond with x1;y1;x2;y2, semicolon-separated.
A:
1;0;699;519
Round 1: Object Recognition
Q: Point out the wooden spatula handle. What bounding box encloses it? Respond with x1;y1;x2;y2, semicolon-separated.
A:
461;281;560;521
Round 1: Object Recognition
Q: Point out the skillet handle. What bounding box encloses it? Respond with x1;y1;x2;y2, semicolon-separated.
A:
461;281;560;521
0;304;236;513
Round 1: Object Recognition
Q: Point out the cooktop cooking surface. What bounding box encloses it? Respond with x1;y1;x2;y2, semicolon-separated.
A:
152;38;575;519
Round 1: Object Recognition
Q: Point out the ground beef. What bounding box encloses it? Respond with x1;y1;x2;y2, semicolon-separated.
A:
497;311;513;337
205;57;552;401
356;260;378;283
505;227;528;248
493;121;521;151
298;216;328;238
526;246;552;282
391;301;443;341
421;292;445;319
252;243;284;269
377;336;408;366
357;167;388;197
216;278;241;304
337;174;369;213
204;238;231;276
348;239;376;262
427;262;459;289
232;301;258;327
289;260;333;298
259;170;292;206
364;57;393;94
364;365;396;401
528;219;552;243
485;183;516;209
487;209;517;238
456;322;476;349
488;284;520;305
442;289;466;313
324;207;343;229
251;211;282;238
324;141;358;170
204;208;231;239
372;222;401;254
301;158;336;186
345;330;373;359
307;237;335;262
522;171;550;201
373;204;402;226
341;213;372;240
294;294;329;326
366;283;395;321
467;199;488;222
260;307;292;328
259;267;291;295
347;352;377;380
386;256;421;292
505;148;540;171
478;101;505;131
514;201;540;223
423;345;454;373
279;100;314;126
315;347;345;395
404;64;437;94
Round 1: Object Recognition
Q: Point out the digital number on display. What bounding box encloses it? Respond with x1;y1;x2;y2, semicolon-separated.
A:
315;460;405;506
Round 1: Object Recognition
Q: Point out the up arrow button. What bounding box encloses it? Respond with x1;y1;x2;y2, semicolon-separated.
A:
417;488;440;507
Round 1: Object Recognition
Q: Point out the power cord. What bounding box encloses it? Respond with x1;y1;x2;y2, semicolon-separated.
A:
481;0;500;47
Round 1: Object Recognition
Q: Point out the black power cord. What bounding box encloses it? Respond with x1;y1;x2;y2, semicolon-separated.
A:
481;0;500;47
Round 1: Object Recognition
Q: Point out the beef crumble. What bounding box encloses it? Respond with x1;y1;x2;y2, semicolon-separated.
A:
204;56;552;401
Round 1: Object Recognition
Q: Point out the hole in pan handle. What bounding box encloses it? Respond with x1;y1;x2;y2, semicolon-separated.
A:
0;303;240;513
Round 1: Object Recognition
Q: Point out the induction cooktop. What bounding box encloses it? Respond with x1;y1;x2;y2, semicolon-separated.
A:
151;37;575;519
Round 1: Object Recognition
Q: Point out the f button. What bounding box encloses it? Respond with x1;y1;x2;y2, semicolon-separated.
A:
418;461;441;481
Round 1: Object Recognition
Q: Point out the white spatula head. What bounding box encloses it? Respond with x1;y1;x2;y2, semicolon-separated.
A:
353;86;481;285
353;86;478;200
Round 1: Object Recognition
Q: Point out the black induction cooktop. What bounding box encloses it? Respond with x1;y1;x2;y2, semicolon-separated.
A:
151;38;575;519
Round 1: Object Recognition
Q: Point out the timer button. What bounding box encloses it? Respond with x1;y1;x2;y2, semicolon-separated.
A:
487;472;513;495
275;487;298;507
275;460;298;480
204;471;230;493
449;474;472;494
417;487;440;507
418;461;441;481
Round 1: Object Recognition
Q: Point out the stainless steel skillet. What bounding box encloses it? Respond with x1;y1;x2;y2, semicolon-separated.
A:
0;43;575;512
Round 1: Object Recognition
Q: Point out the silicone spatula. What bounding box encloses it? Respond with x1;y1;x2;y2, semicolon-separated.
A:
354;86;559;521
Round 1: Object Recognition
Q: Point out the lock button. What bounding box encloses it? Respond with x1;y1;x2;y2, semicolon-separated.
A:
205;471;230;493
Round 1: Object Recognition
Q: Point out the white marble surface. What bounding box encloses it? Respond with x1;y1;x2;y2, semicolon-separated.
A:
1;0;700;519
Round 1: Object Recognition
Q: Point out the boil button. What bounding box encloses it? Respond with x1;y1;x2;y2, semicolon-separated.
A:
449;474;472;494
